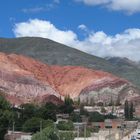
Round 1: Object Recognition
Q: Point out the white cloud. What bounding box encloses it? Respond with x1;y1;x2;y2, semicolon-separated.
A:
78;24;88;31
13;19;78;45
75;0;140;14
109;0;140;14
22;0;60;14
22;7;47;13
13;19;140;61
75;0;110;6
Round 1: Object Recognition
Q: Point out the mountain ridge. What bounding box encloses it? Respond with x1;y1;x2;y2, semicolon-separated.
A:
0;37;140;87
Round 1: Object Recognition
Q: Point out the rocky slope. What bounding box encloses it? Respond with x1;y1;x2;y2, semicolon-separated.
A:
106;57;140;87
0;52;139;105
0;37;140;88
0;53;61;105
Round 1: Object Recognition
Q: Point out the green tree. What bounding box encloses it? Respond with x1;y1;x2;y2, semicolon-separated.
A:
39;102;57;121
59;95;74;114
32;125;59;140
0;111;11;140
20;103;38;122
124;100;129;120
0;95;10;110
22;117;53;133
89;112;105;122
57;121;74;131
0;95;13;140
64;95;74;106
77;97;81;106
59;131;75;140
129;102;134;120
70;112;82;122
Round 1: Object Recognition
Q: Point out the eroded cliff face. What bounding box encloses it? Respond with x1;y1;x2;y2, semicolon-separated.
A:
0;53;139;105
0;53;60;105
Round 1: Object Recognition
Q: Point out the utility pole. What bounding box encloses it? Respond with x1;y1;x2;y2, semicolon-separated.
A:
54;122;56;135
12;121;15;133
84;123;87;140
54;122;60;140
77;125;80;138
40;120;42;140
109;128;111;140
12;121;15;140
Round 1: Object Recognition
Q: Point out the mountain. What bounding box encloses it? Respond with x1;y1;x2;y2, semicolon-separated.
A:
106;57;140;88
0;37;115;70
105;57;140;69
0;37;140;87
0;52;139;105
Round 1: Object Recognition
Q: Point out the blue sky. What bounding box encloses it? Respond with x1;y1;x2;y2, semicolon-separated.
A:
1;0;140;60
1;0;140;38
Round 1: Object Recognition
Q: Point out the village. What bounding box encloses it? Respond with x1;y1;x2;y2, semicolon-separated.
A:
4;97;140;140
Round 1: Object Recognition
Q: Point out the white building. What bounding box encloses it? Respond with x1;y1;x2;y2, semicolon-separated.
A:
5;131;32;140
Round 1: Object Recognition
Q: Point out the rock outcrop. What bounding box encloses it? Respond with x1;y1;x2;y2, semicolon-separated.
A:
0;52;139;105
